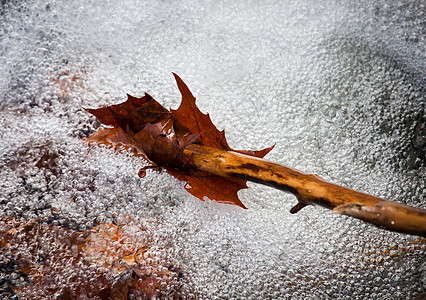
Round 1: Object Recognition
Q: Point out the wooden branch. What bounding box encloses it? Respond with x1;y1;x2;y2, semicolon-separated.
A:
84;74;425;237
184;144;426;237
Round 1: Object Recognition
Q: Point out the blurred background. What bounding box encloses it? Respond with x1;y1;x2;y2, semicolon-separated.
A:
0;0;425;298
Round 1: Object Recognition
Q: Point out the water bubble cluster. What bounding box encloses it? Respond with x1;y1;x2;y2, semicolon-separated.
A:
0;0;425;299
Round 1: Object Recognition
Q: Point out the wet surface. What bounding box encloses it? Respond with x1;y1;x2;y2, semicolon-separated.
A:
0;0;425;298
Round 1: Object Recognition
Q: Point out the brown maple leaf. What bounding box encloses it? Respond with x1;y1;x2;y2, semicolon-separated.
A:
85;73;273;208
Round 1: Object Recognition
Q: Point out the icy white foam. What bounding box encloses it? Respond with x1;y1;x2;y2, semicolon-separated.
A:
0;0;425;298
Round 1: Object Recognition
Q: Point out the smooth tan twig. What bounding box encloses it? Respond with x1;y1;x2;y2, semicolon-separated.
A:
185;144;426;237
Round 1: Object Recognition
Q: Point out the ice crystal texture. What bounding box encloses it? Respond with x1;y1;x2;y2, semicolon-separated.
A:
0;0;425;299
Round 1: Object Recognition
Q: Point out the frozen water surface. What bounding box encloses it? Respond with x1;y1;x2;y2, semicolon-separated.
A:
0;0;425;298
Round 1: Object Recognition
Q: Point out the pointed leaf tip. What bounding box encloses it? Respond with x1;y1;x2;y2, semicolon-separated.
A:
172;73;196;101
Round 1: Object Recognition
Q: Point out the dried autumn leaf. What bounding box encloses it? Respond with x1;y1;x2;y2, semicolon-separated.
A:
85;74;273;208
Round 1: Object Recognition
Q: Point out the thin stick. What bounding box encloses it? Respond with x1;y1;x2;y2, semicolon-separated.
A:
185;144;426;237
